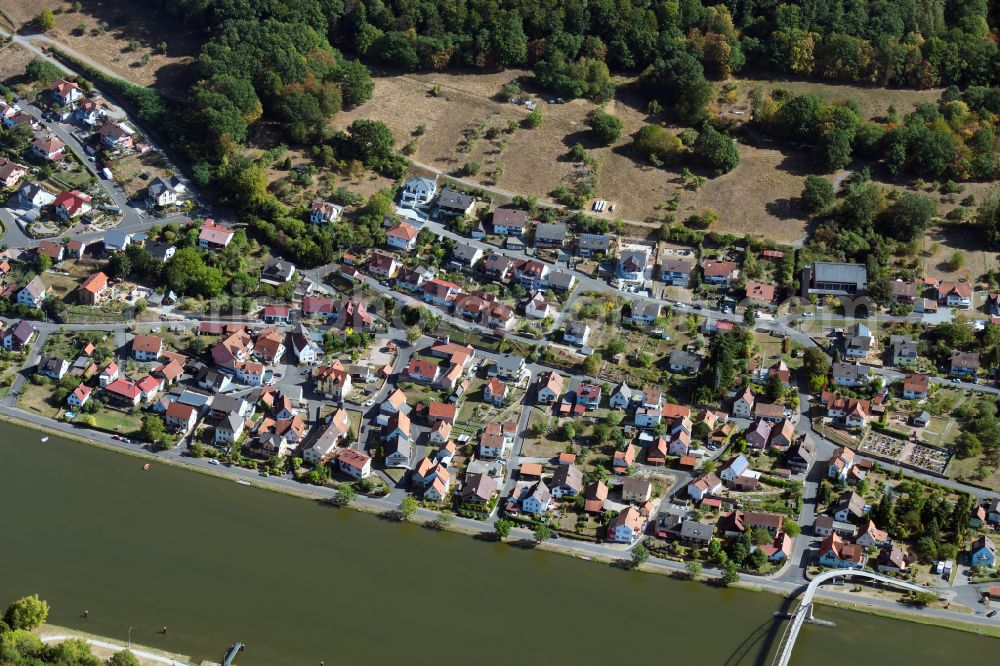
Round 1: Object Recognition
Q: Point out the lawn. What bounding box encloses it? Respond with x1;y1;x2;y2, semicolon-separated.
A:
87;407;143;435
16;380;60;417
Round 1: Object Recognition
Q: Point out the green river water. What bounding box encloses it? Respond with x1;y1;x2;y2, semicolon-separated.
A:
1;423;995;665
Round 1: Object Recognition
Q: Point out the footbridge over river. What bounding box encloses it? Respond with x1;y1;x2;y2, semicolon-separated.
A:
772;569;938;666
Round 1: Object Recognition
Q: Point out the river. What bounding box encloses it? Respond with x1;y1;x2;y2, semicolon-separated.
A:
0;422;995;665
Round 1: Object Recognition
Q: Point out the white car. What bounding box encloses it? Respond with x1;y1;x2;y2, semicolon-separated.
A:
209;459;221;466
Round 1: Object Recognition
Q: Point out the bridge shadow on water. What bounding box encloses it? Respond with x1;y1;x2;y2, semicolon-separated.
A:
723;595;797;666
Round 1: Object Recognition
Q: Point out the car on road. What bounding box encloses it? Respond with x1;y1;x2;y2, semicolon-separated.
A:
989;610;997;618
259;471;269;477
802;312;815;318
379;280;389;287
209;459;221;466
111;435;121;441
364;397;376;407
953;378;962;383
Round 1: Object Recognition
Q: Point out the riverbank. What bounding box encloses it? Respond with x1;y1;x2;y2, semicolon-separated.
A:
38;624;197;666
4;408;998;641
812;598;1000;639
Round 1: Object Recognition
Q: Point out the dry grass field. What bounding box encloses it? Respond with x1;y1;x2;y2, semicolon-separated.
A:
332;69;819;242
4;0;199;95
0;42;35;81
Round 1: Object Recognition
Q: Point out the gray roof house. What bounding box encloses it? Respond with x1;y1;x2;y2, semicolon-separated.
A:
400;176;437;207
550;464;584;498
449;242;484;269
626;300;662;325
145;240;176;262
261;258;296;283
576;233;611;256
547;270;576;291
669;350;702;373
437;188;476;216
495;353;526;380
535;222;568;247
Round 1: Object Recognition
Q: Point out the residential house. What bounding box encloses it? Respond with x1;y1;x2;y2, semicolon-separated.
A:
617;245;652;281
437;188;476;216
563;321;591;347
460;473;498;505
607;506;646;543
98;362;119;387
876;546;909;573
67;384;92;409
744;281;776;306
519;480;552;515
65;239;87;259
844;323;872;358
0;157;27;189
495;354;526;381
786;436;816;473
584;481;608;513
732;386;754;419
422;278;462;306
576;233;611;257
31;134;66;162
386;221;419;251
856;519;891;548
659;256;695;286
384;437;412;469
745;419;774;450
891;280;917;304
291;324;323;365
939;280;973;309
970;535;997;568
818;533;866;569
260;259;296;284
831;361;868;387
97;121;134;150
483;253;517;282
302;295;335;319
612;444;637;472
78;271;109;305
702;260;739;285
625;300;662;326
720;510;784;537
890;335;918;367
483;378;509;406
575;383;602;410
951;351;980;378
669;350;702;374
37;240;64;262
534;222;567;248
608;381;635;410
17;276;47;308
769;418;796;450
406;358;440;383
314;362;352;400
16;182;56;209
2;320;36;350
550;464;584;498
103;230;131;253
687;472;723;501
903;373;930;400
536;371;564;404
262;305;291;325
399;177;437;207
828;447;856;482
309;200;342;224
428;401;458;426
165;402;199;432
492;207;528;235
192;218;233;249
132;335;163;362
801;262;868;297
104;378;141;406
49;79;83;106
214;412;246;446
338;449;372;480
761;533;793;562
622;476;652;504
547;271;576;292
38;354;69;380
719;454;753;484
75;98;105;125
147;177;179;207
515;259;549;290
479;421;511;459
833;491;867;523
